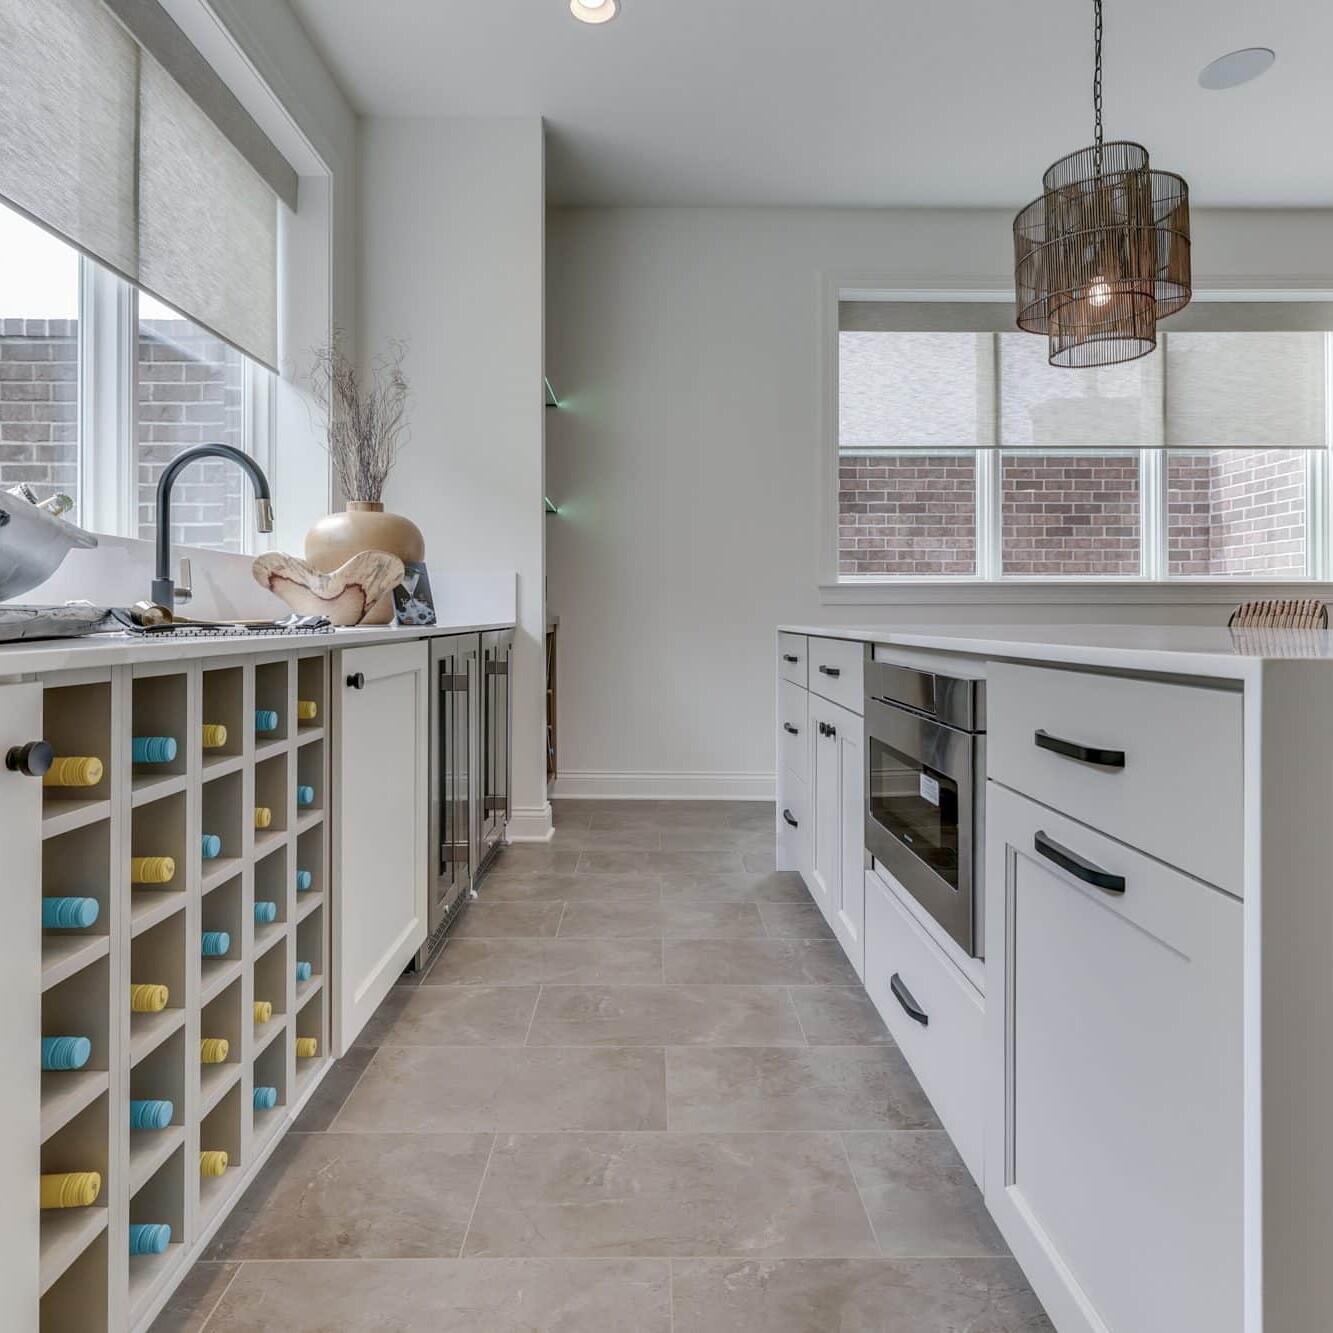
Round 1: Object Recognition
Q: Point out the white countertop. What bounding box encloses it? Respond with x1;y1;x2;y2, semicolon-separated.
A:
781;622;1333;681
0;619;515;678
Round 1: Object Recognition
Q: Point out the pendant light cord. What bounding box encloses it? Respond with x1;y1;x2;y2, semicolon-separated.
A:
1092;0;1104;170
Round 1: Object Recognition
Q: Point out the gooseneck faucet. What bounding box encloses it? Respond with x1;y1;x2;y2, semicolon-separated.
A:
151;443;274;611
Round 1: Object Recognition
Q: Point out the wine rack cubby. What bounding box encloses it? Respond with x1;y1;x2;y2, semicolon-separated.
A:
30;650;330;1331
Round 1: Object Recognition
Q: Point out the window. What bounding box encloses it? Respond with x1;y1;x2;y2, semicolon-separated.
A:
836;302;1330;581
0;199;271;554
0;205;81;516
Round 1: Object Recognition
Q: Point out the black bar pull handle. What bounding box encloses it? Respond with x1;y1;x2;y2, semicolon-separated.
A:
782;654;799;664
1034;831;1126;895
782;808;799;828
818;664;841;678
890;973;928;1026
1034;729;1125;769
783;722;799;736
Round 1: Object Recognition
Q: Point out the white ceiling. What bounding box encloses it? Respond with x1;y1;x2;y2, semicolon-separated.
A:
290;0;1333;208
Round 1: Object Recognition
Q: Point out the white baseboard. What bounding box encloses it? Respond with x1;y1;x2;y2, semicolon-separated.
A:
505;802;554;842
551;771;776;801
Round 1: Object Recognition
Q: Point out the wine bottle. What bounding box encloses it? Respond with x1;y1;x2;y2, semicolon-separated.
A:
130;856;175;885
132;736;177;765
43;756;102;787
42;897;99;929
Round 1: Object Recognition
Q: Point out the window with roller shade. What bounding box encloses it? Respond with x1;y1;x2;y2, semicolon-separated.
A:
837;301;1331;581
0;0;294;551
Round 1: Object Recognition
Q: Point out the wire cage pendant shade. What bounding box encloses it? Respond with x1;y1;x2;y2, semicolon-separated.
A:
1012;5;1191;367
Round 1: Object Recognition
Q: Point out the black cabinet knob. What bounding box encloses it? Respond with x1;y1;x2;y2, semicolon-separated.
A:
6;740;53;778
346;672;366;690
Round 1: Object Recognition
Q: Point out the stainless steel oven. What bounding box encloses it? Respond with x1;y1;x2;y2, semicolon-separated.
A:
865;661;986;957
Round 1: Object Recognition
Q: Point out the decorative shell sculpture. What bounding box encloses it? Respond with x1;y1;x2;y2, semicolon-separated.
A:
252;550;404;627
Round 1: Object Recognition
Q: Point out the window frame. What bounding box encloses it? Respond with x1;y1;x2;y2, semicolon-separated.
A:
70;250;274;555
821;281;1333;596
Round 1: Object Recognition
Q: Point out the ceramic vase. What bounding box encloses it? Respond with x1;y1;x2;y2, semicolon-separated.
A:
303;502;424;625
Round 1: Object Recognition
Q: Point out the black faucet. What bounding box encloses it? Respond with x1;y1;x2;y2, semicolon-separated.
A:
151;443;274;611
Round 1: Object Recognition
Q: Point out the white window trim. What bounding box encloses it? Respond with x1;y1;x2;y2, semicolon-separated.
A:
819;277;1333;600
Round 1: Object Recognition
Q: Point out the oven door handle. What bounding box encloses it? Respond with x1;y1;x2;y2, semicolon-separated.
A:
1034;729;1125;769
1034;830;1126;895
889;973;928;1026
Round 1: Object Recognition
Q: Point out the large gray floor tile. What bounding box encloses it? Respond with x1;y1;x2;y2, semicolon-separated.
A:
578;849;748;875
660;871;810;904
426;936;664;985
481;872;662;904
332;1044;667;1131
289;1045;376;1132
665;938;859;985
203;1258;671;1332
670;1258;1053;1332
666;1047;938;1131
448;901;566;938
758;901;835;939
527;985;806;1047
488;845;583;875
147;1261;238;1332
843;1132;1007;1258
463;1132;879;1258
556;898;766;939
728;803;777;832
789;986;893;1045
205;1132;493;1260
663;826;778;853
588;801;736;831
743;849;779;873
357;984;540;1046
538;824;664;851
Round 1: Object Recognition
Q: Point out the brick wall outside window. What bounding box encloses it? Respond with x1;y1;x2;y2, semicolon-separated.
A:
839;454;976;576
0;320;79;507
138;320;246;554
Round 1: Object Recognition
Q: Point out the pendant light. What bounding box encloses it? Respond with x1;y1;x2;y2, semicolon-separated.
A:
1013;0;1191;368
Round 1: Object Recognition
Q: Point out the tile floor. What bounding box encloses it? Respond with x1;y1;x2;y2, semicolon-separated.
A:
153;800;1051;1332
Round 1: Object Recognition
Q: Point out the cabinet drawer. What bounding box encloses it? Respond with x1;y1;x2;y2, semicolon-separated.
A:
865;866;983;1184
777;765;811;878
778;680;809;783
808;636;864;714
778;633;808;688
988;662;1242;893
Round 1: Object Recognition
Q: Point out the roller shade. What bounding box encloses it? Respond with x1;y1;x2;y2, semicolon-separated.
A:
1166;332;1327;448
0;0;292;369
0;0;138;279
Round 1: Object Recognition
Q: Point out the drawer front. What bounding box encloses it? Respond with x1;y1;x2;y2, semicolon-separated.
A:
809;636;864;714
865;866;984;1183
779;633;808;688
777;765;811;879
988;662;1242;894
778;679;809;783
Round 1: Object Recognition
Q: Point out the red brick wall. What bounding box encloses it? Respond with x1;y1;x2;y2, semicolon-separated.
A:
838;454;976;575
1001;454;1140;576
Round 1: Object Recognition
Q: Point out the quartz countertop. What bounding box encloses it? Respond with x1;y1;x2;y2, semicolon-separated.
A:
781;622;1333;682
0;619;515;678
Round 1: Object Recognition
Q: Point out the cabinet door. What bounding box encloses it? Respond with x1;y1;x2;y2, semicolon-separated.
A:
0;684;42;1321
332;641;429;1054
809;696;866;977
984;783;1241;1333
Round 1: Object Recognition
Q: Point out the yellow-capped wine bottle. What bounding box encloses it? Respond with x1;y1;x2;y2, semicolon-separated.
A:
43;756;102;787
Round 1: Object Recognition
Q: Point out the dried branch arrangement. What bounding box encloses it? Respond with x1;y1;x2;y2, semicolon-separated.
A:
307;333;411;502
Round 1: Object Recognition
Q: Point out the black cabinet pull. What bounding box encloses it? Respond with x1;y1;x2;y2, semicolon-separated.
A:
782;654;799;664
890;973;928;1026
825;722;837;739
818;665;841;678
1034;831;1126;895
1034;729;1125;769
5;740;52;778
783;723;799;735
782;808;799;828
346;672;366;690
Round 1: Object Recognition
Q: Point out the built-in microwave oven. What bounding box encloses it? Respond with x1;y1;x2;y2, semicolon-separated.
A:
864;661;986;958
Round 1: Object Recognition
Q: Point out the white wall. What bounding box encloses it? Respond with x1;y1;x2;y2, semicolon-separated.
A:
546;206;1333;798
361;117;550;838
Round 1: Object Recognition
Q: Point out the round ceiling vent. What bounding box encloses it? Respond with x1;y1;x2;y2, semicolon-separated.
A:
1199;48;1276;90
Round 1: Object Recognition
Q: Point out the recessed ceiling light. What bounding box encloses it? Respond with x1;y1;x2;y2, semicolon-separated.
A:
1199;47;1275;90
570;0;618;24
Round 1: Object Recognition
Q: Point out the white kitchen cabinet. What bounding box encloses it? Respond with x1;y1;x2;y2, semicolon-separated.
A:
0;684;44;1323
984;782;1242;1333
808;693;865;979
332;640;429;1054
